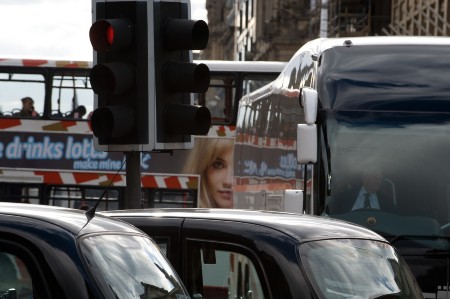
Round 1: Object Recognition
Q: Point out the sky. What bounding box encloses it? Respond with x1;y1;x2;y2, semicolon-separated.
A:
0;0;207;61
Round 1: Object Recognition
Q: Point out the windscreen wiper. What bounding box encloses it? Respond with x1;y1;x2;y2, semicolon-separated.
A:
387;234;450;245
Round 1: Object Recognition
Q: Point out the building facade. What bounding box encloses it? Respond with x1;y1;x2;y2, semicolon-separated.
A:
203;0;450;62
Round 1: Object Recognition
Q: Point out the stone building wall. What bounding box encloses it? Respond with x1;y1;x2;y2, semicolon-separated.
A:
203;0;448;61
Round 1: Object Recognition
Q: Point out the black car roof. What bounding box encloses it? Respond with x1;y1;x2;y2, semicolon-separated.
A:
0;202;139;235
102;208;385;242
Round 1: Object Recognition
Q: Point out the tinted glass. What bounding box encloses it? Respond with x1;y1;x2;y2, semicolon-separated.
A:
0;252;32;299
318;45;450;111
300;239;422;298
81;234;188;299
186;241;265;299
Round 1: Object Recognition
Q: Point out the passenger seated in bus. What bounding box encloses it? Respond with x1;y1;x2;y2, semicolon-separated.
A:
66;105;87;119
14;97;39;117
326;165;396;214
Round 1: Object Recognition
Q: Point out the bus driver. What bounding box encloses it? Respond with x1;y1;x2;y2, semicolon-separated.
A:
326;165;396;214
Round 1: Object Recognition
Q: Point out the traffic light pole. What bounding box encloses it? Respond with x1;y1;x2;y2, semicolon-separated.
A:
125;151;141;209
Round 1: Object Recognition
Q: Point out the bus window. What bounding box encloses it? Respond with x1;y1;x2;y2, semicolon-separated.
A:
48;186;120;211
51;71;93;119
0;183;41;204
242;73;276;95
83;187;120;210
0;72;45;117
196;76;236;124
197;72;283;126
145;189;197;208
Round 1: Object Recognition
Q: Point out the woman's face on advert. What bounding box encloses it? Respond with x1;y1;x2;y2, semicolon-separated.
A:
206;148;233;208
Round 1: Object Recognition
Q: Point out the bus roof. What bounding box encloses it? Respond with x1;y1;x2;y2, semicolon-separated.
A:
300;36;450;56
0;58;287;73
0;58;91;68
195;60;287;73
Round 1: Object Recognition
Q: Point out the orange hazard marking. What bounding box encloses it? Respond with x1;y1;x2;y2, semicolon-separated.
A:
0;118;22;129
34;171;63;184
22;59;48;67
98;173;124;187
215;125;236;136
55;61;90;68
141;176;158;188
73;173;101;184
106;173;123;183
165;176;182;189
61;121;77;128
42;121;77;131
186;177;199;189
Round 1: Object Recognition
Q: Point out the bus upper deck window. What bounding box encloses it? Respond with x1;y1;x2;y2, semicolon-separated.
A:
0;73;45;117
201;77;235;124
51;73;93;119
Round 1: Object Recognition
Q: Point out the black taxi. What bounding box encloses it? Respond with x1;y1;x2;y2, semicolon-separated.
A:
102;208;424;299
0;203;189;299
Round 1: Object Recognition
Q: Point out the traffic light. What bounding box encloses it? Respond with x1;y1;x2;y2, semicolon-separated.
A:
90;0;151;151
151;0;211;150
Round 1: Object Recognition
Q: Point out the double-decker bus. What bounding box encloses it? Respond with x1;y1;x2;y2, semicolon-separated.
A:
233;36;450;298
0;58;285;210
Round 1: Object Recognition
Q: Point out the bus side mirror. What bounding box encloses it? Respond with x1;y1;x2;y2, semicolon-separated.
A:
283;189;304;213
297;124;317;164
297;88;318;164
300;88;318;124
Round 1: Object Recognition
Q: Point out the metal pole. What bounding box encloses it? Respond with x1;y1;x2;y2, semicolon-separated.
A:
320;0;329;38
125;151;141;209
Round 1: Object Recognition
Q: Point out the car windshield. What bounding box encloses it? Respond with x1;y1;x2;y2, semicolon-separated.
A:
299;239;423;299
80;233;189;299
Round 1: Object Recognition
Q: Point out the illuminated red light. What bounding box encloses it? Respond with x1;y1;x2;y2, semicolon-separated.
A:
106;25;114;46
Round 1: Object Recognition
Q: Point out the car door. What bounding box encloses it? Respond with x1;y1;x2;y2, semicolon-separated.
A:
117;213;307;298
180;218;271;299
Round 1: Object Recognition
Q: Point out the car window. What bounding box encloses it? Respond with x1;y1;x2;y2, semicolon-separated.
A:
153;237;170;257
300;239;423;299
80;233;189;299
0;251;33;299
186;241;265;299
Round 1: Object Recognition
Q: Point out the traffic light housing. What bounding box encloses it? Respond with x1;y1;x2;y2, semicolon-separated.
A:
151;0;211;150
90;0;151;152
90;0;210;152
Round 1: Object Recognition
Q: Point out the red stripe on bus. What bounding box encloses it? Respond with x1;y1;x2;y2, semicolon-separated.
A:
34;171;63;184
186;177;199;189
61;121;77;128
165;176;182;189
0;118;22;129
55;61;90;68
73;173;101;184
106;173;123;183
141;175;158;188
22;59;48;67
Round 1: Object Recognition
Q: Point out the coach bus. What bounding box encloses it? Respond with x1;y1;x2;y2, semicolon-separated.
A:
0;58;285;210
233;36;450;298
